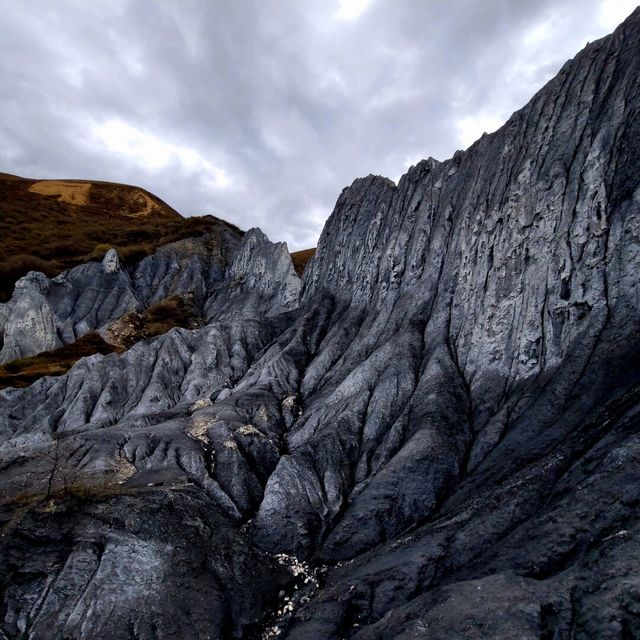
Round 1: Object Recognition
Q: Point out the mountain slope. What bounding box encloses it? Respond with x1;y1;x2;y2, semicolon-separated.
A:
0;173;242;301
0;8;639;640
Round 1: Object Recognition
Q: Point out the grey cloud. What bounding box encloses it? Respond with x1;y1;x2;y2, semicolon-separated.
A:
0;0;631;249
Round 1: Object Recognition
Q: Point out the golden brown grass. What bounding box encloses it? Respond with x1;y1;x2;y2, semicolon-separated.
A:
290;248;316;275
0;173;242;301
28;180;92;206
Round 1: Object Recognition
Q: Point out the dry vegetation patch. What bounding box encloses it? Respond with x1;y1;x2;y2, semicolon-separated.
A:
28;180;92;206
105;295;202;350
0;333;121;389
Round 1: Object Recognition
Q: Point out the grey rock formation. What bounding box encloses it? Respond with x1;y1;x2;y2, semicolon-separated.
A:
1;8;640;640
0;271;62;362
0;225;297;363
204;228;302;320
132;230;240;309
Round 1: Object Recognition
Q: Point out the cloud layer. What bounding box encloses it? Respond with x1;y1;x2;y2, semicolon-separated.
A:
0;0;635;249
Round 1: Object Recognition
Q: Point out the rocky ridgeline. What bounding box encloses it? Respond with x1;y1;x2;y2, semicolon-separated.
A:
1;9;640;640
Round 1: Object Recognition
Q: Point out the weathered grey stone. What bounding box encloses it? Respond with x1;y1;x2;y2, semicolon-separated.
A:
0;224;299;364
0;271;62;362
204;228;301;320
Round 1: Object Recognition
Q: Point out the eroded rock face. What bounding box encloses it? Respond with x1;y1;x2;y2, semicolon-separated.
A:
0;228;302;637
1;9;640;640
0;225;300;364
0;489;289;640
204;228;302;320
0;272;62;362
0;228;240;363
250;12;640;565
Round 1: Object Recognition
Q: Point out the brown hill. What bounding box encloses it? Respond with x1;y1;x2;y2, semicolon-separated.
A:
0;173;242;301
290;247;316;275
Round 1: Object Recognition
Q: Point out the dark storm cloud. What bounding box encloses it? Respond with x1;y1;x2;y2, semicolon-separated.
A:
0;0;634;249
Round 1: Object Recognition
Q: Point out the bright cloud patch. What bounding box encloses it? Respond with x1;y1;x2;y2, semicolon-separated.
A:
522;16;554;46
456;113;505;150
598;0;637;29
95;120;229;188
334;0;371;20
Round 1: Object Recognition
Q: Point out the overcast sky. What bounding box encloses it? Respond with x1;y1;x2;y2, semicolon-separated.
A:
0;1;636;250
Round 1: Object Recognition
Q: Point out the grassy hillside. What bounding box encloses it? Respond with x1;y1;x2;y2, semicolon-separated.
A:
0;173;242;301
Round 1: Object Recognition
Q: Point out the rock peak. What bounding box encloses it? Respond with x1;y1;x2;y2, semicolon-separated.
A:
101;247;121;273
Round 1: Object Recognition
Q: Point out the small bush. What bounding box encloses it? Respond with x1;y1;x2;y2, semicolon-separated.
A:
85;243;113;261
117;245;152;264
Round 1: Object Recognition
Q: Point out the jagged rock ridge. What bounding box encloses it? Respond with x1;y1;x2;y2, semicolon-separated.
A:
1;9;640;640
0;226;302;363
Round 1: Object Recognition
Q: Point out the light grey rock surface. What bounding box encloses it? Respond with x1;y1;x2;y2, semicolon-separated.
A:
1;9;640;640
0;272;62;362
204;228;301;321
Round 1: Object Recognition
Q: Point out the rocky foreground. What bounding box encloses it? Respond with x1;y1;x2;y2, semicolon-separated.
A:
1;8;640;640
